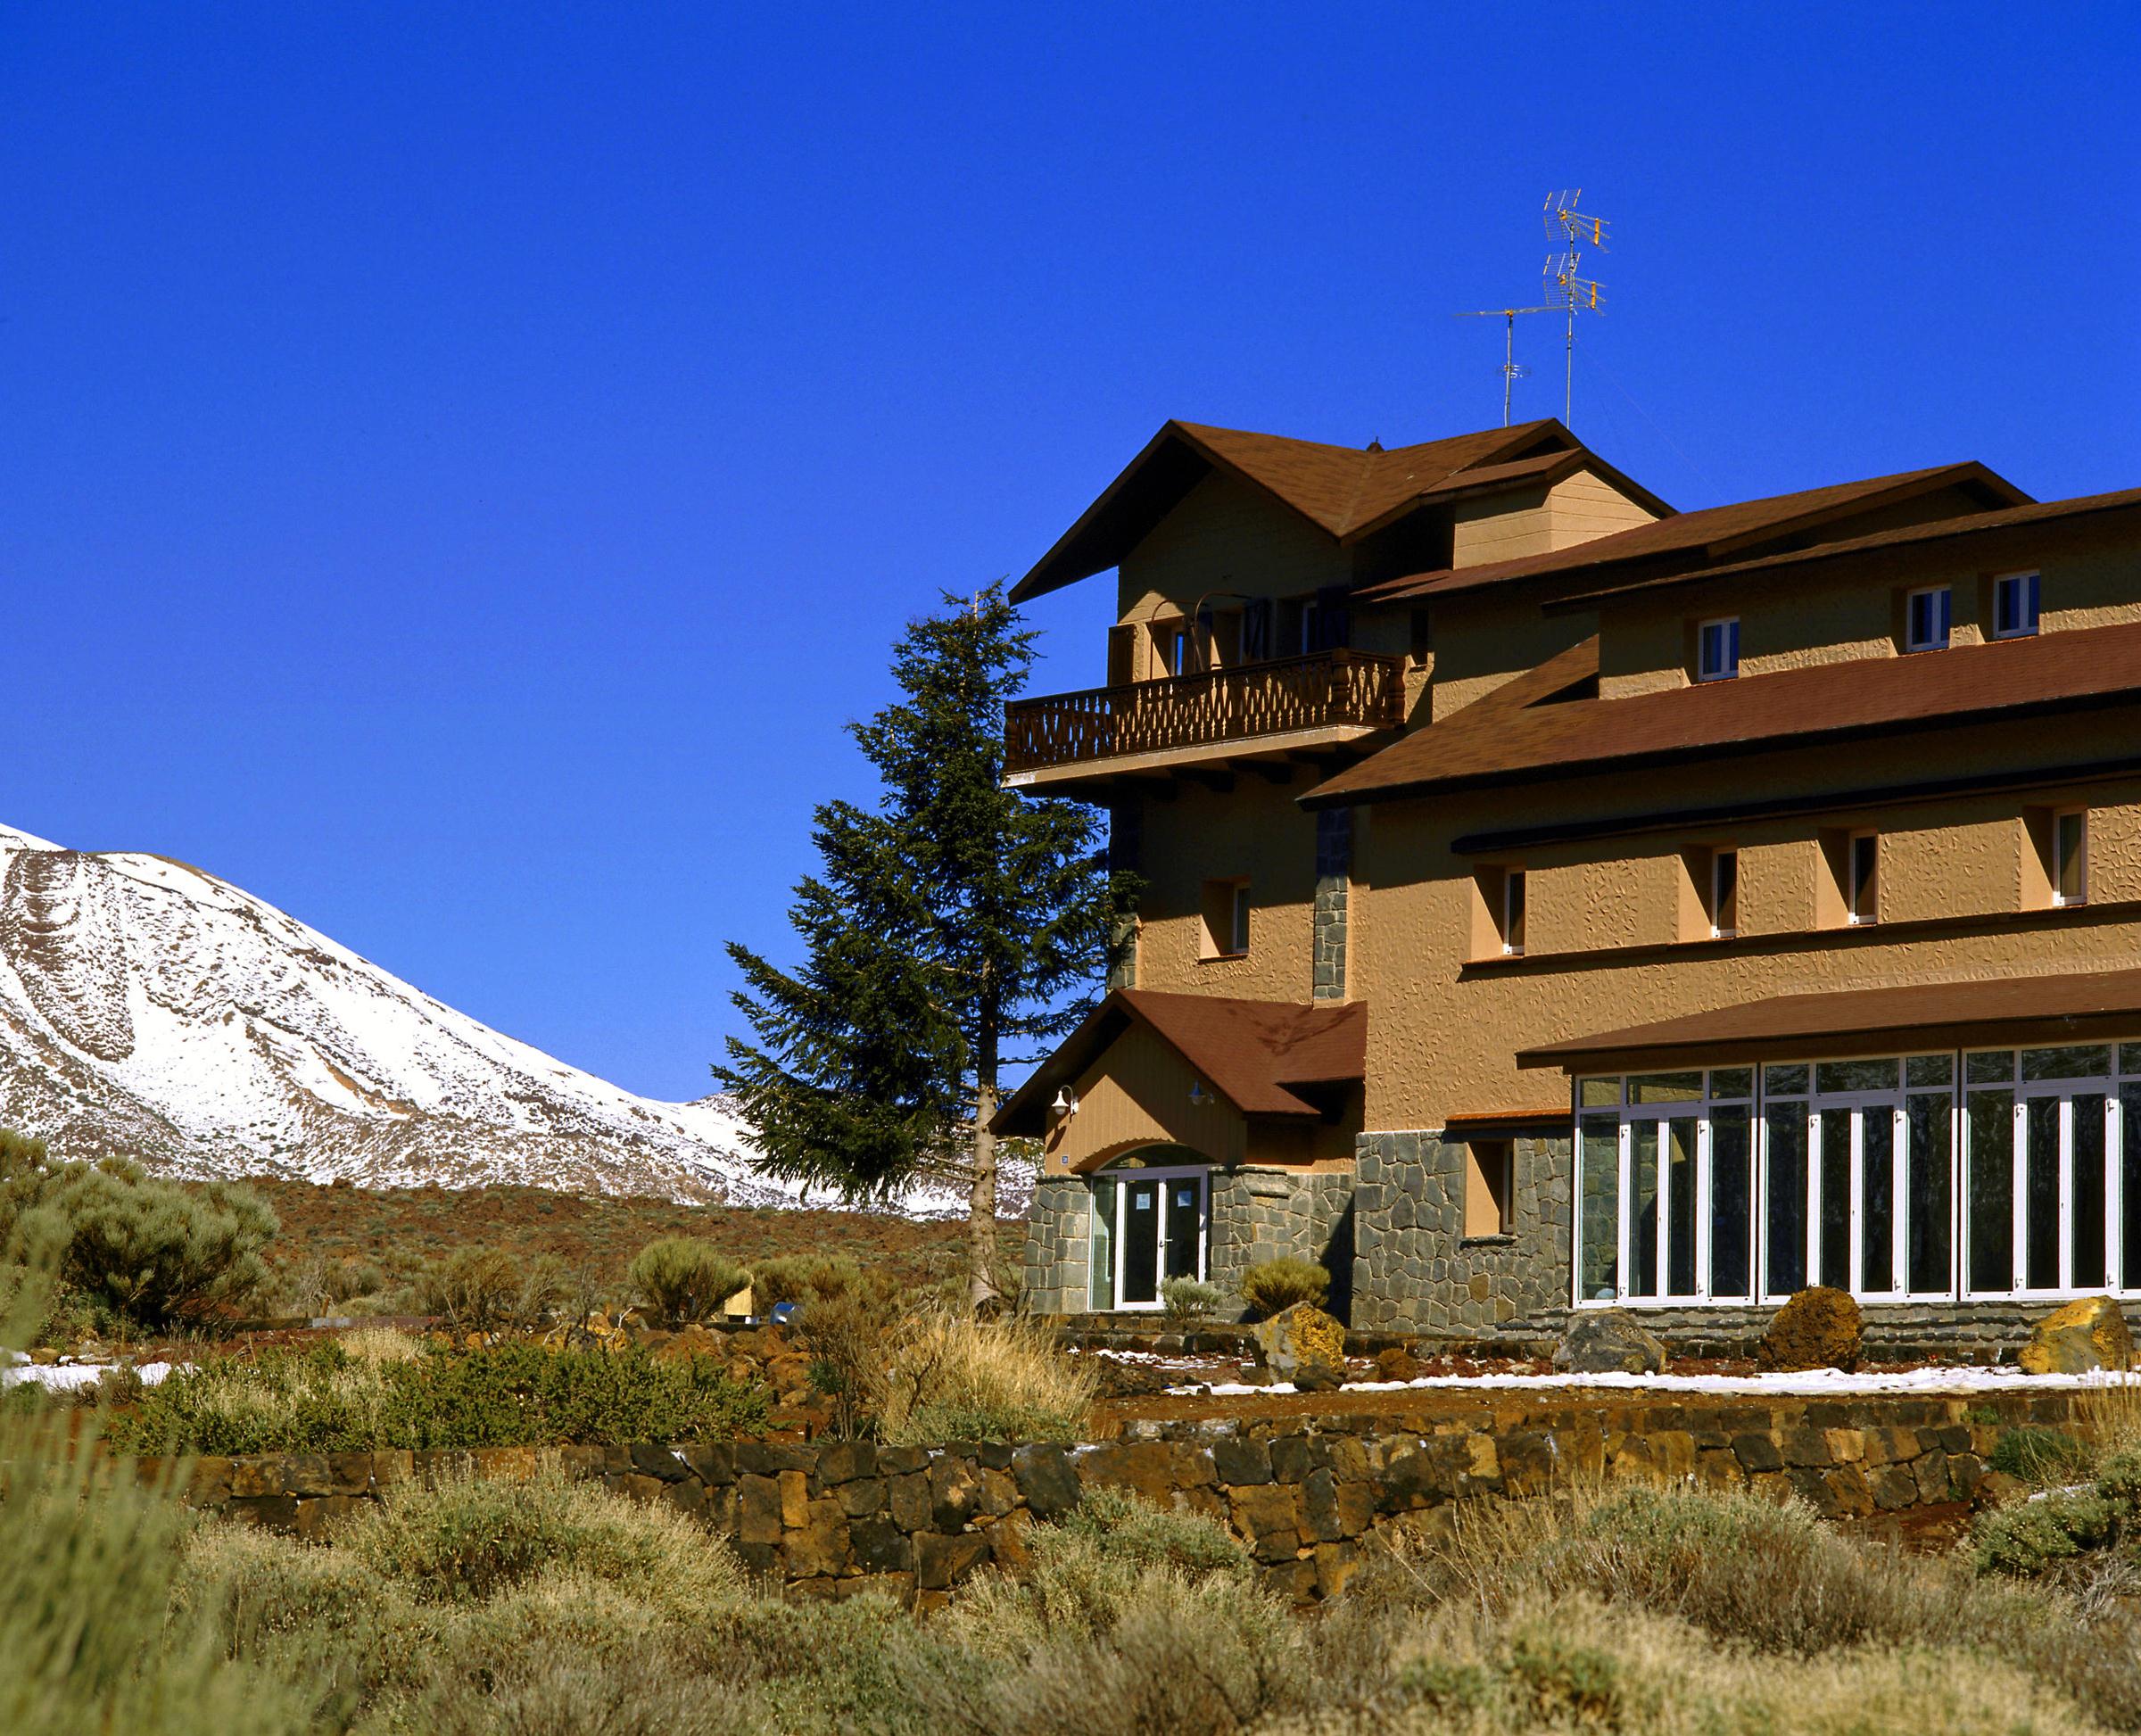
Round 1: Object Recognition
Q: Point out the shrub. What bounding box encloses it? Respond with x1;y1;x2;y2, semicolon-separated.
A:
752;1252;870;1312
1236;1256;1328;1319
873;1307;1097;1445
8;1154;276;1331
103;1339;769;1453
412;1246;568;1336
1158;1277;1224;1327
1972;1490;2118;1577
798;1268;904;1438
1988;1425;2096;1485
628;1237;749;1327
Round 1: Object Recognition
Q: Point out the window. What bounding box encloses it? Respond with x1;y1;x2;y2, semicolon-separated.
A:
1993;571;2041;640
1905;585;1952;652
1848;831;1880;925
1500;868;1526;956
1464;1139;1514;1237
1695;617;1740;682
1708;847;1740;938
1199;880;1249;958
2054;809;2088;906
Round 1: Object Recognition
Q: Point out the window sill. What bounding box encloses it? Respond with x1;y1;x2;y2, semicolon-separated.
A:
1198;951;1250;964
1459;1233;1517;1250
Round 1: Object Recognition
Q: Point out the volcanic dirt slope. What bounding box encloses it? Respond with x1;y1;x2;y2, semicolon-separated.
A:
0;823;1021;1212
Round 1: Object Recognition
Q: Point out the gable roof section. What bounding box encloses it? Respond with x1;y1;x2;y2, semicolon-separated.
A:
1352;462;2032;607
1303;616;2141;808
1011;418;1672;603
991;990;1366;1136
1518;966;2141;1072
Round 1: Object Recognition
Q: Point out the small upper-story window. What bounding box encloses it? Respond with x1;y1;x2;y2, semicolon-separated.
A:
1848;831;1880;925
1993;571;2041;640
1708;847;1740;939
1696;617;1740;682
1161;621;1194;675
1200;879;1250;958
1500;868;1527;956
2054;809;2088;906
1905;585;1952;652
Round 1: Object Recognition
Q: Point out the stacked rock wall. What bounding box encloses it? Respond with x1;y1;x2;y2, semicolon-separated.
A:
160;1388;2079;1608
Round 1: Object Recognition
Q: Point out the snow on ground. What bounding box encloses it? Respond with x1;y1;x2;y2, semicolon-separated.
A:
1181;1366;2140;1399
1;1353;179;1392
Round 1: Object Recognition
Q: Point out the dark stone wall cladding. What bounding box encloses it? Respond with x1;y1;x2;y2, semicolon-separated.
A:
1210;1167;1357;1321
165;1388;2084;1608
1352;1131;1574;1334
1022;1176;1092;1317
1310;807;1351;1003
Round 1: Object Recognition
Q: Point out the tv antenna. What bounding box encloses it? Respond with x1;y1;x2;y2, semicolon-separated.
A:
1456;302;1555;427
1543;188;1609;426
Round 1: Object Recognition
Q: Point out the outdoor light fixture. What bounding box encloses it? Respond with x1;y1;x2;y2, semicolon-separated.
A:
1050;1087;1079;1118
1188;1079;1210;1106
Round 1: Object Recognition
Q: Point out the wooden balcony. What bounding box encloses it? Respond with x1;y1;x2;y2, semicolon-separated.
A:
1004;649;1407;785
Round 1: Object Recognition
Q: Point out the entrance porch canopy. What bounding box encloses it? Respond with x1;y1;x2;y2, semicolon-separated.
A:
1517;966;2141;1077
993;988;1366;1137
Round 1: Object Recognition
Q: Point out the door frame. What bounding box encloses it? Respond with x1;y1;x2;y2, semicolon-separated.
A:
1102;1164;1210;1312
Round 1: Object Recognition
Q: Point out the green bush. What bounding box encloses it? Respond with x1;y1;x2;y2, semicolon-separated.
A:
1236;1255;1329;1319
1158;1277;1224;1327
412;1246;569;1336
628;1237;749;1327
1972;1490;2118;1578
1988;1426;2096;1486
103;1339;769;1454
752;1252;870;1312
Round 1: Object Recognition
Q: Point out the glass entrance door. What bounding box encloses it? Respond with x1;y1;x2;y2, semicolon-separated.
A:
1093;1165;1209;1311
2020;1087;2112;1294
1120;1178;1161;1306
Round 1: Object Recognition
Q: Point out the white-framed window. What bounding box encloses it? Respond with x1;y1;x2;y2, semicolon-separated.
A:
1993;571;2041;640
1696;617;1740;682
1230;882;1252;954
1708;847;1740;939
1500;868;1526;956
1905;585;1952;652
1086;1163;1210;1310
1847;831;1879;925
2054;809;2088;906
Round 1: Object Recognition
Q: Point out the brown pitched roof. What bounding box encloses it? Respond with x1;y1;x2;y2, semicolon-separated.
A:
1518;966;2141;1071
1303;617;2141;808
1010;418;1673;602
990;990;1366;1136
1546;485;2141;611
1353;462;2030;606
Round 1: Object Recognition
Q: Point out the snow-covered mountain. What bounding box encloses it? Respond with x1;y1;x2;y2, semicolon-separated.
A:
0;823;1004;1211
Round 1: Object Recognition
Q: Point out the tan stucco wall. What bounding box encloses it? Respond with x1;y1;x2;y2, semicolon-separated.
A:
1548;467;1659;548
1042;1020;1246;1174
1599;517;2141;699
1128;779;1322;1002
1116;471;1349;645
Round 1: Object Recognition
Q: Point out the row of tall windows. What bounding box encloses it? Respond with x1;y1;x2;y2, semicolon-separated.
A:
1575;1045;2141;1307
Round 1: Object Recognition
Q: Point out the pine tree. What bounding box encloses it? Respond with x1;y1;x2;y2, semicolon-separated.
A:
715;584;1121;1304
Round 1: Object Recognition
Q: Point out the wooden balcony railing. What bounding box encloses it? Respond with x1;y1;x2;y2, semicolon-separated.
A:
1004;649;1407;777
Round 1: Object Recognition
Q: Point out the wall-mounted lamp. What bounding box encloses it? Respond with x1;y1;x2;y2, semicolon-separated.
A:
1050;1087;1079;1119
1187;1079;1210;1107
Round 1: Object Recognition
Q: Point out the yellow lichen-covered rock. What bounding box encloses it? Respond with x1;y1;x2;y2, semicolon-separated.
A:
2020;1295;2133;1374
1253;1302;1347;1391
1757;1286;1863;1373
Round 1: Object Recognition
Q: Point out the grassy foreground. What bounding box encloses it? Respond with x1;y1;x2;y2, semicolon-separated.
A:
12;1376;2141;1735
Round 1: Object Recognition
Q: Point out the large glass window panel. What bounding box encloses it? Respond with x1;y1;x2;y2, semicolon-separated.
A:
1709;1106;1753;1299
1816;1058;1898;1095
1579;1117;1621;1300
1861;1108;1897;1294
1765;1063;1810;1097
1630;1072;1703;1104
1765;1106;1809;1295
1968;1090;2015;1293
1968;1052;2016;1086
2024;1046;2112;1082
1708;1068;1754;1101
1120;1178;1161;1305
2026;1095;2062;1291
2073;1095;2108;1291
1817;1109;1853;1289
1666;1120;1698;1297
1905;1093;1952;1295
2124;1086;2141;1290
1088;1178;1116;1311
1163;1176;1203;1281
1631;1122;1662;1298
2120;1045;2141;1078
1580;1078;1620;1107
1905;1054;1955;1088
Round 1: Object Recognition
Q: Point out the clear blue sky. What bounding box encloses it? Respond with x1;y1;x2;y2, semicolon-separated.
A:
4;5;2135;1102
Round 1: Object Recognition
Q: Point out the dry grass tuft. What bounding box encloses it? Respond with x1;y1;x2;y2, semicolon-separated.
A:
873;1305;1098;1445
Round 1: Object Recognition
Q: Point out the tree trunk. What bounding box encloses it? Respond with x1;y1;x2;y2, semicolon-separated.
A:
968;1075;999;1313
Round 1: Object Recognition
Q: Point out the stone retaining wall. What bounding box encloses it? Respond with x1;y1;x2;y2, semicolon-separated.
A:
156;1388;2085;1608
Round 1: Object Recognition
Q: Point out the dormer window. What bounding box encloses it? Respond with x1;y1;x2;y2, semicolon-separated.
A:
1993;571;2040;640
1905;585;1952;652
1696;617;1740;683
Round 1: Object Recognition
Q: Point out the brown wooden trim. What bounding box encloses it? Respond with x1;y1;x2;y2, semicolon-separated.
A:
1531;1012;2141;1078
1459;897;2141;982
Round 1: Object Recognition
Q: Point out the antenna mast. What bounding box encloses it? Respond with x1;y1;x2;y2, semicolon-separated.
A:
1456;303;1553;426
1543;188;1608;426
